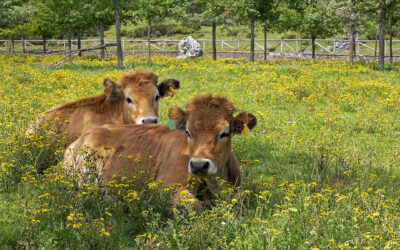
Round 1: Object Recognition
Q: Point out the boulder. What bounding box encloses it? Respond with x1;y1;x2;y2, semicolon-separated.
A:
177;36;202;58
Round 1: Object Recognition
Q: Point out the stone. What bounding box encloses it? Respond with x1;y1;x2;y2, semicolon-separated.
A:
177;36;202;58
327;34;359;52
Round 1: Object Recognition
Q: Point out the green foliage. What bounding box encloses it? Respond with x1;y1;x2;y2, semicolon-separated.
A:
0;0;34;38
129;22;195;38
278;0;343;39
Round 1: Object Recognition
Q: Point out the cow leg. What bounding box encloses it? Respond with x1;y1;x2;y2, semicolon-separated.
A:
226;151;242;188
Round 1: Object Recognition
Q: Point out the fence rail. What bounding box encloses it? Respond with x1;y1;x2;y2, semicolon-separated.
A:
1;39;400;59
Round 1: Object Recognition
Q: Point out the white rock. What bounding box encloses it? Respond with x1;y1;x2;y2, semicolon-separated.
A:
177;36;203;59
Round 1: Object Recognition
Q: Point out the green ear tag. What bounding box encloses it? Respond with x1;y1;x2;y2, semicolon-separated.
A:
166;118;176;130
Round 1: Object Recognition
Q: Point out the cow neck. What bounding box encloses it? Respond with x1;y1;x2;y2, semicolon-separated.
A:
98;96;125;124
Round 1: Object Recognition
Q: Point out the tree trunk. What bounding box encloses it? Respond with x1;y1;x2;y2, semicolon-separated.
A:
68;8;72;52
212;18;216;61
378;3;385;70
21;28;25;53
389;15;393;63
100;19;105;60
114;0;124;70
10;35;14;53
250;19;255;62
311;34;316;59
349;20;354;64
43;34;47;53
77;27;82;56
374;31;378;58
147;21;151;63
264;24;267;61
349;0;356;64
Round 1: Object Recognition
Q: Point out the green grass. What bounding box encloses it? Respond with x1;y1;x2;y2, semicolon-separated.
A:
1;55;400;248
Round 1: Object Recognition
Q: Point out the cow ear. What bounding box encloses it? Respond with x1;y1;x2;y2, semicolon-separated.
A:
168;106;188;130
231;111;257;134
157;79;180;97
168;106;187;120
103;78;123;100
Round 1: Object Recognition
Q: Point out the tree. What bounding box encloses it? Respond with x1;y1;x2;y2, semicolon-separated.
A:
29;1;59;53
337;0;378;64
231;0;277;62
14;4;33;53
278;0;343;59
0;1;33;53
230;0;259;62
199;0;229;60
86;0;115;60
114;0;123;69
378;1;386;70
338;0;359;63
258;1;278;61
42;0;77;52
136;0;175;63
386;0;400;63
0;1;17;52
371;0;399;70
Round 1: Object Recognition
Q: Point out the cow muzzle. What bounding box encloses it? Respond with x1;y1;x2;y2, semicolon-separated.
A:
189;158;216;175
140;117;158;124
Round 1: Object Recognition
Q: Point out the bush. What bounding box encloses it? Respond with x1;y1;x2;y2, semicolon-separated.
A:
0;120;68;190
132;23;195;38
282;33;297;39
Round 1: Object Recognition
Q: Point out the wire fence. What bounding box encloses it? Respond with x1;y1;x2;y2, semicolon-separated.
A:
1;39;400;60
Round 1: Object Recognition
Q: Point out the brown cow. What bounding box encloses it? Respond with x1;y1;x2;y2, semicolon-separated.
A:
64;95;256;204
26;71;180;143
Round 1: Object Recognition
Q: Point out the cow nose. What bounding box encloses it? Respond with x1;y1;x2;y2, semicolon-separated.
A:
141;118;158;124
190;159;210;174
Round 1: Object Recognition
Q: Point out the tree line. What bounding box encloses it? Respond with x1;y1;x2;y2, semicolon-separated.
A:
0;0;399;69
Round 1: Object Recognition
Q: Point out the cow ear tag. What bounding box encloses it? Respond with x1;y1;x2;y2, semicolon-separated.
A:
241;124;250;137
169;87;178;97
166;118;176;130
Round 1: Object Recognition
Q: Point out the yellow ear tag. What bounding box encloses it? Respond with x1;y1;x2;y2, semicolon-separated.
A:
241;124;250;137
169;87;178;97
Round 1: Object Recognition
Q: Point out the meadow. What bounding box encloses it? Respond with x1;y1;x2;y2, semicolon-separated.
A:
1;54;400;249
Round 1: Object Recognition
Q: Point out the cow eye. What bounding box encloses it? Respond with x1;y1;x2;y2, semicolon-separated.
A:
154;95;160;102
219;132;229;139
126;97;134;104
185;130;192;139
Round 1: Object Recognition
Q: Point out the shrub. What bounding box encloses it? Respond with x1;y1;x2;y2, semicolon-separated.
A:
132;23;195;38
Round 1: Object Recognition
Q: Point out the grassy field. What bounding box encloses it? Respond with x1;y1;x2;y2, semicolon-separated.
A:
1;55;400;248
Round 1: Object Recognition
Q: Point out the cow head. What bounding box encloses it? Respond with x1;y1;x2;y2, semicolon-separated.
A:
103;71;180;124
168;95;257;182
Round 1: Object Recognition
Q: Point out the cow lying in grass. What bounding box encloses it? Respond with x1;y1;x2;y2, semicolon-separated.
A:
64;95;256;205
26;71;180;143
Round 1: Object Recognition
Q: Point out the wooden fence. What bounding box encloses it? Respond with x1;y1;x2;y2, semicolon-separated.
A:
1;39;400;58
